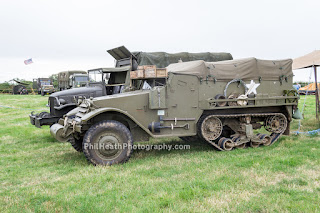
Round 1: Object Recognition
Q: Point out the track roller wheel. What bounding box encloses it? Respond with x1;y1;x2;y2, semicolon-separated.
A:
232;137;246;149
220;138;233;151
259;134;272;146
218;137;226;147
249;140;260;148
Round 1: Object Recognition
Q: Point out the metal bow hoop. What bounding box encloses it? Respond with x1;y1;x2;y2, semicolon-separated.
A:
224;79;248;97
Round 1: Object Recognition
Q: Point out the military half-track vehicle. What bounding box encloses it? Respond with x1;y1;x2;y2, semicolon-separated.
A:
57;70;88;90
50;57;299;166
29;46;233;128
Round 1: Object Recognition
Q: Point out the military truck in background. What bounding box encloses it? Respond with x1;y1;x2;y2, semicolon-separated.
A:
57;70;88;91
32;78;55;95
30;46;233;129
50;57;299;166
40;85;56;96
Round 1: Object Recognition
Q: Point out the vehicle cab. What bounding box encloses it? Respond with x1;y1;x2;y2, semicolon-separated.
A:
87;66;131;96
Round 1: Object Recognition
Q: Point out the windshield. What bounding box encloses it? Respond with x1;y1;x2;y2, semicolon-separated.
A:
88;70;103;83
40;80;51;85
74;76;88;82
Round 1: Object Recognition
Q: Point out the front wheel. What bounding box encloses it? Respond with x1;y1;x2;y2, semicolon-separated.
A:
83;120;133;166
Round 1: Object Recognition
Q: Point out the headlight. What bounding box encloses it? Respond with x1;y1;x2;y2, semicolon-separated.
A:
59;99;66;105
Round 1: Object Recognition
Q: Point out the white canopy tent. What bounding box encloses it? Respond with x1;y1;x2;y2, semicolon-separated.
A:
292;50;320;119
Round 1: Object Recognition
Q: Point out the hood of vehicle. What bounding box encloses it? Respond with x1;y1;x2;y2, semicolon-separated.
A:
90;90;150;109
49;86;103;107
50;86;102;98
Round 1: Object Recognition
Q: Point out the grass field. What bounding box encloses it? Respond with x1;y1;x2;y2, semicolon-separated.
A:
0;94;320;212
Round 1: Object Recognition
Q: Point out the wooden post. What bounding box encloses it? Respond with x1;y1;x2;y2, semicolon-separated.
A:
314;65;320;120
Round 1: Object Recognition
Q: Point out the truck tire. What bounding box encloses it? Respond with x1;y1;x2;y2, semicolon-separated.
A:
83;120;133;166
68;137;83;152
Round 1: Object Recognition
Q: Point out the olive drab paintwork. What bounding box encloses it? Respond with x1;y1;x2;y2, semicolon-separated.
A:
50;57;299;166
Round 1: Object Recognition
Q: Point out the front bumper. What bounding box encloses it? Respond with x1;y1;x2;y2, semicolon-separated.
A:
43;90;55;94
29;112;60;128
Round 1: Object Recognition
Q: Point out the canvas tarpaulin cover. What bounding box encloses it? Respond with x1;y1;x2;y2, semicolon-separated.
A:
167;57;293;81
133;52;233;68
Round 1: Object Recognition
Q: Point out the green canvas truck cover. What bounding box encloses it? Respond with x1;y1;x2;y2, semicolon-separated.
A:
167;57;293;81
133;52;233;68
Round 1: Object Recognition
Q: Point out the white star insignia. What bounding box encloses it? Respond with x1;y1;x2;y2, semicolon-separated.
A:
245;80;260;95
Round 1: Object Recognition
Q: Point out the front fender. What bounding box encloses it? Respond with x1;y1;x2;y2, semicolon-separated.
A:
79;107;153;136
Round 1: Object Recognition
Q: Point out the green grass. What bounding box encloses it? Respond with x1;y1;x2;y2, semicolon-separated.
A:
0;94;320;212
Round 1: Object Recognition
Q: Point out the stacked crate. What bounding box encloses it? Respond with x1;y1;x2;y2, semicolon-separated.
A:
130;66;167;79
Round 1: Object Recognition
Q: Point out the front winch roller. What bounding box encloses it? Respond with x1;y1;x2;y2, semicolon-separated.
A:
50;123;68;142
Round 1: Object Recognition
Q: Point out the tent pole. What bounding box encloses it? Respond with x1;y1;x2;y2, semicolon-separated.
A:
314;65;319;120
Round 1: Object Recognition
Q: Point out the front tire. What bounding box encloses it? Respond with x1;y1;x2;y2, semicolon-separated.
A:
83;120;133;166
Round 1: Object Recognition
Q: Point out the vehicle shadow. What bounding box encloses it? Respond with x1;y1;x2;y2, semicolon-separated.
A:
57;137;216;165
130;137;215;160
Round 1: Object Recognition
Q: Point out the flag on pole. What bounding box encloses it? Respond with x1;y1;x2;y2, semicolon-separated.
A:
24;58;33;65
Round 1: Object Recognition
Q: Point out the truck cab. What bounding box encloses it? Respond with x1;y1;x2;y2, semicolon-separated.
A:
70;74;89;88
88;66;131;95
58;70;87;91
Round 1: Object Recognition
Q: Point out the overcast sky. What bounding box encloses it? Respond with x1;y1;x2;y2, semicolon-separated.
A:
0;0;319;83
